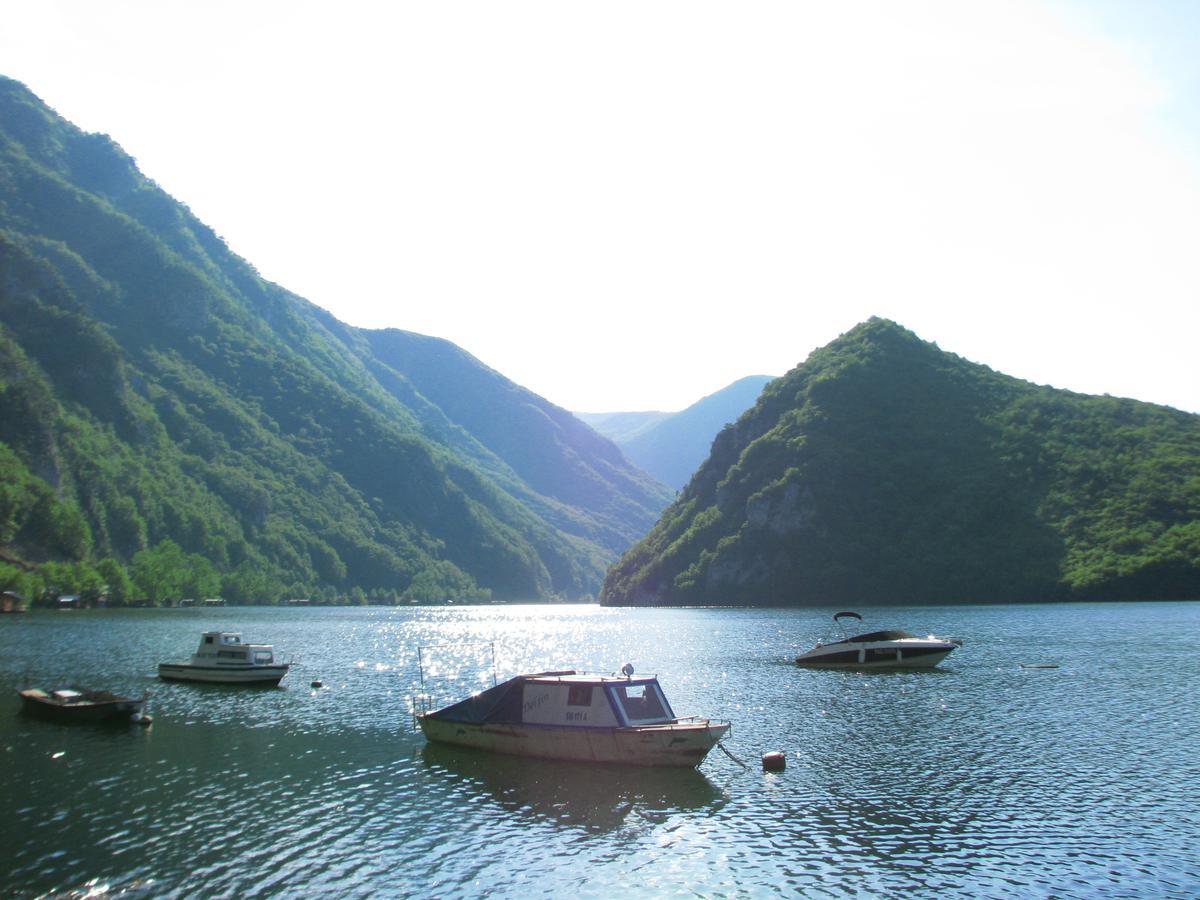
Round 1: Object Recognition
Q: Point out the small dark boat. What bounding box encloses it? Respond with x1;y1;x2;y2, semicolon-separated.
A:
17;687;147;723
795;611;961;670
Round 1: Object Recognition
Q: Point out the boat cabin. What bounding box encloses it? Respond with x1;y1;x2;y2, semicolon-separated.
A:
426;671;679;729
191;632;276;665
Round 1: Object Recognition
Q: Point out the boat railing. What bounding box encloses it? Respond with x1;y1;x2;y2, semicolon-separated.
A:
409;641;505;730
411;693;438;718
650;716;726;727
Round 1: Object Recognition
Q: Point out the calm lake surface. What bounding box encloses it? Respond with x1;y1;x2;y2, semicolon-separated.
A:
1;602;1197;898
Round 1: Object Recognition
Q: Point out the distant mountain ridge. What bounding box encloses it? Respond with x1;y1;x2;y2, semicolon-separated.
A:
575;410;672;445
0;75;672;604
578;375;775;490
601;319;1200;606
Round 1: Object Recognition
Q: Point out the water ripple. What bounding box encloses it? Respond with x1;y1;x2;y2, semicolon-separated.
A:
2;603;1199;896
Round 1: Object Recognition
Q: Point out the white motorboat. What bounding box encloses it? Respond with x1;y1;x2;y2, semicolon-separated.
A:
794;611;960;670
417;666;730;768
158;632;290;685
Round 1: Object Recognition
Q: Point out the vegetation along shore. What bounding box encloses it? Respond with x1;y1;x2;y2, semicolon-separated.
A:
2;76;1198;610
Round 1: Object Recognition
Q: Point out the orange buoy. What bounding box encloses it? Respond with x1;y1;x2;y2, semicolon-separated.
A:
762;751;786;772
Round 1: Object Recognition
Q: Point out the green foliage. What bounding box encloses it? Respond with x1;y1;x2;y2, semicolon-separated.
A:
0;561;38;604
0;76;674;604
602;319;1200;606
96;557;135;606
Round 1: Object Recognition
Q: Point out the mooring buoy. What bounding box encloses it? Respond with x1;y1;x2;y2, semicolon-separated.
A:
311;679;324;688
762;751;786;772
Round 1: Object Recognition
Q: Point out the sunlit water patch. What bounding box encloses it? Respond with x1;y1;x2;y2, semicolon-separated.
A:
1;602;1198;896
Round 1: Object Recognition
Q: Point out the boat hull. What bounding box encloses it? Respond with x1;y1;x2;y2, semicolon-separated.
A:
157;663;289;685
795;642;957;670
418;717;730;768
18;689;145;723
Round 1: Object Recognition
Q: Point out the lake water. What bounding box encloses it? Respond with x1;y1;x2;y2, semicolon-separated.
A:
1;602;1197;898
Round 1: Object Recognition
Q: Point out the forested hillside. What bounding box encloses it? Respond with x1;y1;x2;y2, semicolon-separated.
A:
587;376;775;490
0;76;671;606
601;319;1200;606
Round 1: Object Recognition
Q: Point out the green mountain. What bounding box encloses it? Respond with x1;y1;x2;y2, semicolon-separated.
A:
582;376;776;490
601;319;1200;606
0;76;671;605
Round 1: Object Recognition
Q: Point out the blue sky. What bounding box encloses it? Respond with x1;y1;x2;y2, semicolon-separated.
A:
3;1;1199;413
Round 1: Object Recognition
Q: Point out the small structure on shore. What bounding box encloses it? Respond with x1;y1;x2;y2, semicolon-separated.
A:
0;590;26;613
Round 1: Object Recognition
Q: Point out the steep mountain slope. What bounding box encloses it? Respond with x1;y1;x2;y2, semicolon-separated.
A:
0;76;671;603
606;376;776;490
357;327;669;556
601;319;1200;606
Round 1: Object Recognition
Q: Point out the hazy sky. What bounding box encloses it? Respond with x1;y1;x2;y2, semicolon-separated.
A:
3;1;1199;413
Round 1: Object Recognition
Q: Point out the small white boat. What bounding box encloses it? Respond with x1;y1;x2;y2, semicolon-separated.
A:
417;667;730;768
795;611;960;670
158;632;290;685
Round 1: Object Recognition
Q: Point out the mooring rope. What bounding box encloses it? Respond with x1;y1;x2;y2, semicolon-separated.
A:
717;741;749;769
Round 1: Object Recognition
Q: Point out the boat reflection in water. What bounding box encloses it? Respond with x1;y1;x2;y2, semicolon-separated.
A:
419;741;726;834
795;611;961;670
417;666;730;768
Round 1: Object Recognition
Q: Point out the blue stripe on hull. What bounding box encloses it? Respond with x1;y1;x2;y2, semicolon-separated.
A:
157;664;288;685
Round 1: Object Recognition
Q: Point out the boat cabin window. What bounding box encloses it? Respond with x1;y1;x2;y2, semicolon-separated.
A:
204;636;214;644
218;649;248;659
567;685;593;707
612;683;668;724
253;650;274;664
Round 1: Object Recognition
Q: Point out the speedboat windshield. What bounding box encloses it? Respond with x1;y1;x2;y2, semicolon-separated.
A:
835;629;918;645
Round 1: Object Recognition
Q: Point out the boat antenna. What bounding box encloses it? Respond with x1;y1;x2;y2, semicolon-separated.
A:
418;645;426;690
490;641;497;687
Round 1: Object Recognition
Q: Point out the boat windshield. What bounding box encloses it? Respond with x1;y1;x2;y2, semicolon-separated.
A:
611;683;670;724
835;629;918;644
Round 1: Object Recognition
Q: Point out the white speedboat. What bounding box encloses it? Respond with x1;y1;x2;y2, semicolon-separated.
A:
417;667;730;768
158;632;290;685
795;611;960;670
